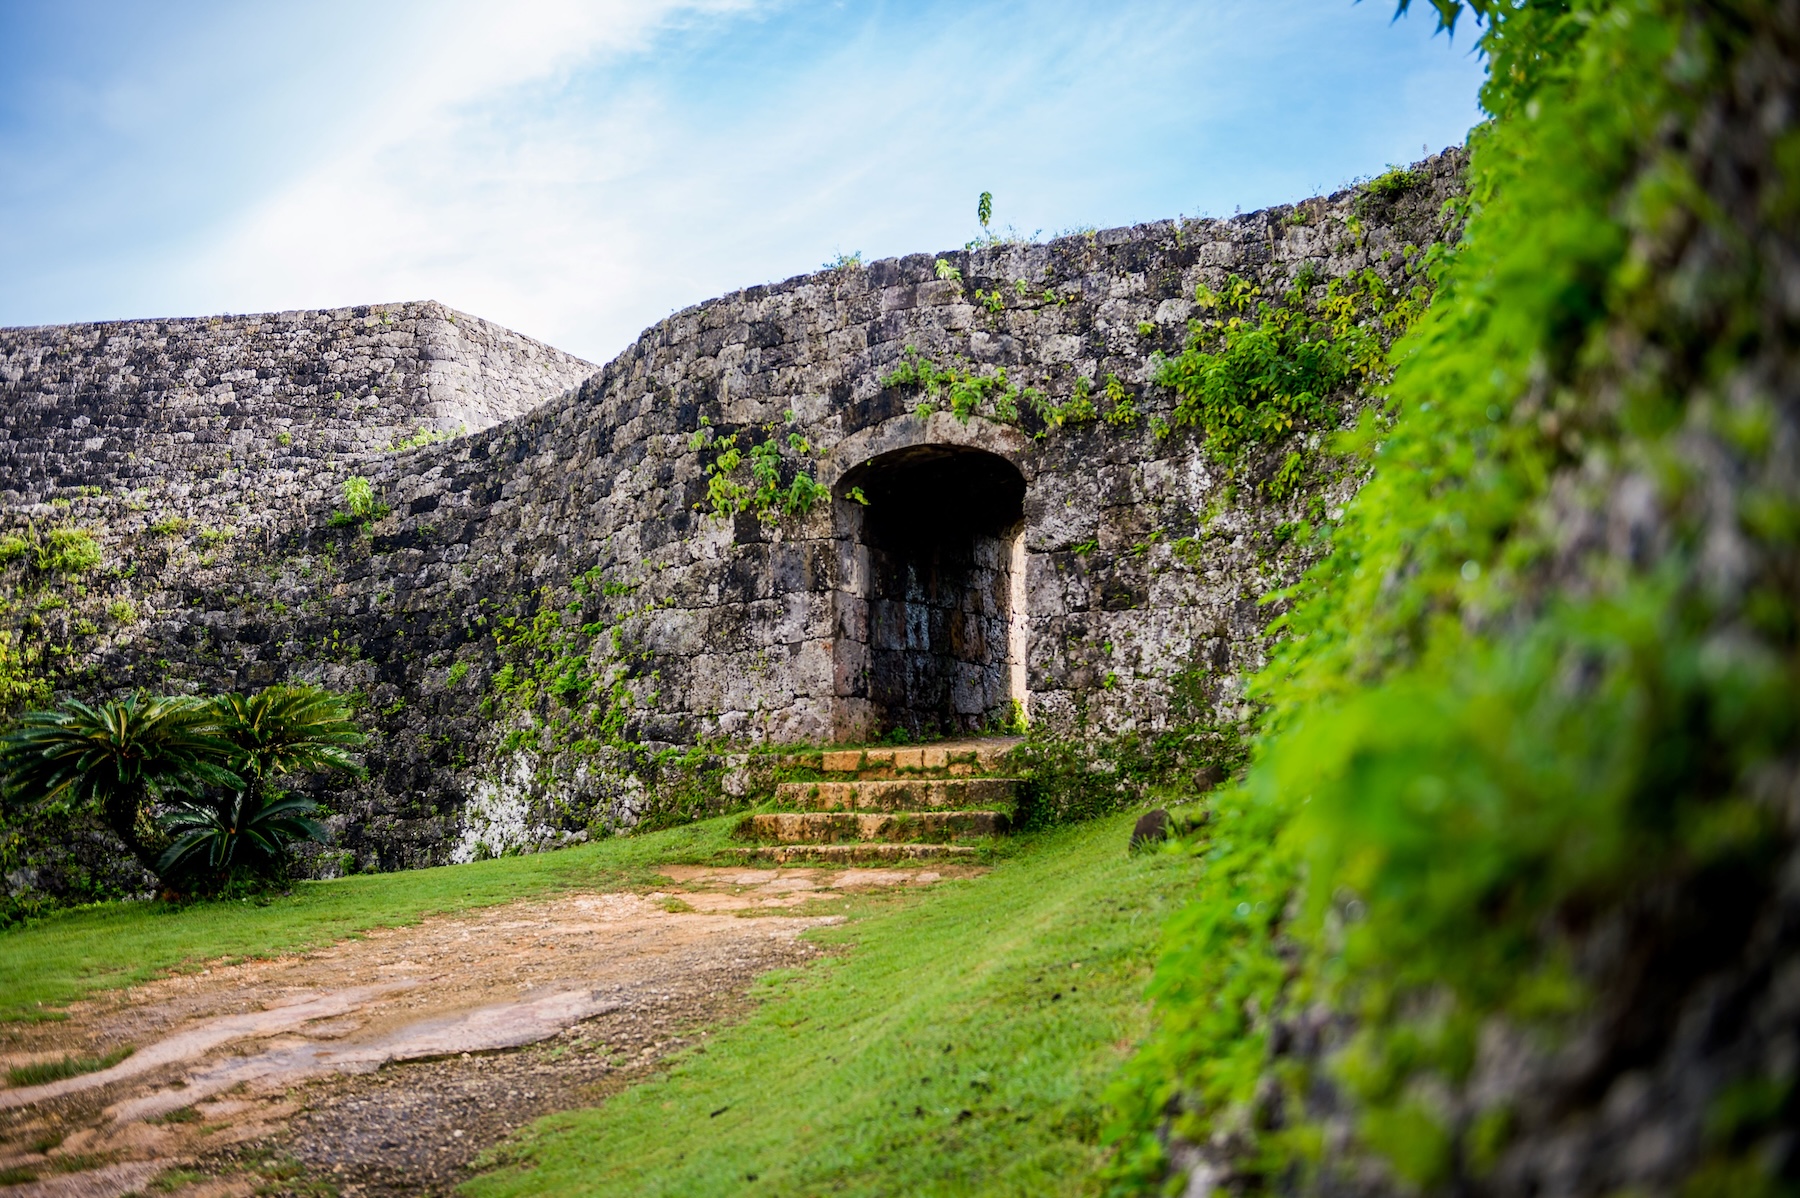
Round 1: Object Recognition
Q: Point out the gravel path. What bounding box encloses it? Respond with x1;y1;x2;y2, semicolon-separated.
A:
0;866;967;1197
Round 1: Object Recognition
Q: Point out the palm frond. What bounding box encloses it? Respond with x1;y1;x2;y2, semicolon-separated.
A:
153;787;332;889
212;685;367;782
0;694;239;859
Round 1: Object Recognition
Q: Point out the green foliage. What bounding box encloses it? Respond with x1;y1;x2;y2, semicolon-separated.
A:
883;258;1410;454
1107;1;1799;1193
0;526;104;575
156;788;330;889
476;574;666;766
1;685;364;893
342;475;374;515
692;423;832;522
0;523;121;716
881;346;1047;425
462;814;1203;1198
0;694;239;870
0;632;42;715
336;475;388;525
389;424;462;452
977;190;993;229
1154;269;1404;458
1264;450;1306;501
6;1045;133;1086
1362;163;1426;201
1101;375;1137;428
208;684;365;787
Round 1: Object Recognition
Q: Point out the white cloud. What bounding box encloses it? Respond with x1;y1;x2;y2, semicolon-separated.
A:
156;1;1484;364
184;0;757;357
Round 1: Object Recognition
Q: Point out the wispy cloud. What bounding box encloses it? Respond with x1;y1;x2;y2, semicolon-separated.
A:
1;1;1485;362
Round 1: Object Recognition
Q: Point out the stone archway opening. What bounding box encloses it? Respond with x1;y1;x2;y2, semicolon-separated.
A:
834;444;1027;740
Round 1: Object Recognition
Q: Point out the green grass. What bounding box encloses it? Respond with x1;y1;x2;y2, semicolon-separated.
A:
0;817;741;1021
6;1044;134;1086
0;807;1202;1195
465;811;1203;1198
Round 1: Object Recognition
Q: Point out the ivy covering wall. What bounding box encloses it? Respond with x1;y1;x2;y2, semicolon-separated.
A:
1105;1;1799;1193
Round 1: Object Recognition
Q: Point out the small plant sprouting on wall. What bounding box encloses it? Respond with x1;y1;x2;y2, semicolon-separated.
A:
389;423;463;452
0;524;102;577
33;527;102;575
882;348;1143;436
1155;267;1421;458
1360;162;1426;203
688;419;831;522
329;476;390;528
881;347;1044;425
342;476;376;516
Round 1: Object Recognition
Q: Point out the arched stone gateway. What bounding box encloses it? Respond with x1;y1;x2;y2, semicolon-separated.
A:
830;441;1028;741
0;150;1468;874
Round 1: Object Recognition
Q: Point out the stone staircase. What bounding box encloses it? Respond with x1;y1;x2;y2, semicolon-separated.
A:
734;738;1025;863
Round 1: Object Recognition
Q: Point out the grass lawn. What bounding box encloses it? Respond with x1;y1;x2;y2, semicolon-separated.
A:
0;817;742;1021
1;808;1204;1196
466;811;1199;1198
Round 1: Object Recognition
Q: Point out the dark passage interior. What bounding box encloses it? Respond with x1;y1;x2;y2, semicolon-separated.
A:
838;445;1025;738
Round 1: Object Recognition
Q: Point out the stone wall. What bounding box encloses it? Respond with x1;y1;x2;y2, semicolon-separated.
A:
0;300;595;530
0;152;1465;881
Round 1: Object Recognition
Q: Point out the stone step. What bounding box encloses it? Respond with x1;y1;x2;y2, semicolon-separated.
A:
741;811;1007;844
732;843;978;864
783;738;1023;779
776;777;1022;814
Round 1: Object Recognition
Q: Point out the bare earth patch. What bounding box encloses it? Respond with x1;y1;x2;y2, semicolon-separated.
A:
0;865;974;1197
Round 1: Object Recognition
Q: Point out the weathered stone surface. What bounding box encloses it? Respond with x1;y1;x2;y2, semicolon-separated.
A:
0;153;1465;883
0;300;595;530
741;810;1005;843
732;843;977;864
779;778;1020;813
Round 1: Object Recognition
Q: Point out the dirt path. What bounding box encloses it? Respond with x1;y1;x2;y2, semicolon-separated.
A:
0;865;972;1197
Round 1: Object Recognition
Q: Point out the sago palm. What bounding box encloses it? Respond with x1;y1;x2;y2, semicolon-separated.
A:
0;694;239;869
211;684;365;795
156;788;329;884
155;685;364;887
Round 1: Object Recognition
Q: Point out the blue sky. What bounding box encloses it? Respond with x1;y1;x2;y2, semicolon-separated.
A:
0;1;1487;363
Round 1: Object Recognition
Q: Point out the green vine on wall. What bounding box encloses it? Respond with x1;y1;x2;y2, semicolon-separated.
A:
0;523;112;716
880;347;1140;434
1156;267;1425;457
688;418;832;522
471;567;671;763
